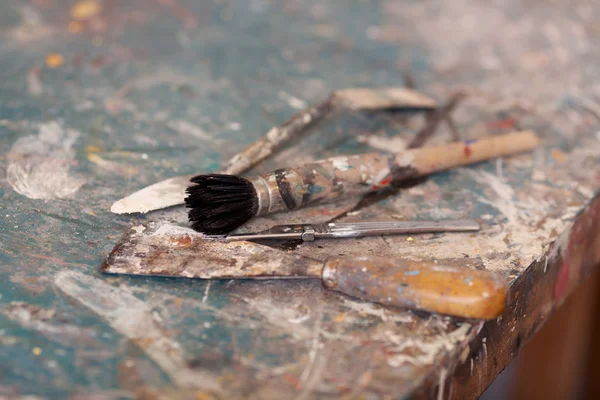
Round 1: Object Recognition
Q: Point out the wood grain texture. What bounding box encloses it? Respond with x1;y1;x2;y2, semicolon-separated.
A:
323;257;507;319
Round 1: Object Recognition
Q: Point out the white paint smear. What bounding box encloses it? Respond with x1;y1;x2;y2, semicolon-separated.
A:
7;121;85;199
54;270;221;391
278;90;307;109
166;119;215;142
385;323;474;368
467;170;519;223
331;157;351;171
359;134;407;153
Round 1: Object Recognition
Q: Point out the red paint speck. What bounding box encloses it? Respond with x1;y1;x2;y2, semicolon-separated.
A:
372;175;393;190
464;146;472;158
488;118;517;130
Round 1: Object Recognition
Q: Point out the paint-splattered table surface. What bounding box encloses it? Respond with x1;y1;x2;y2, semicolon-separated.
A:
1;0;600;398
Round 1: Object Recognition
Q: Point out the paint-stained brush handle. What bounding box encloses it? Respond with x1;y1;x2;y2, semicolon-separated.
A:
250;130;540;216
321;257;507;319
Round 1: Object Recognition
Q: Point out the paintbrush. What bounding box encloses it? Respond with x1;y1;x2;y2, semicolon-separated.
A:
102;223;508;319
186;130;541;234
110;87;436;214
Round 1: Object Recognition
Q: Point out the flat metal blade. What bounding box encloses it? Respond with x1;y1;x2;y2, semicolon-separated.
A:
110;175;193;214
101;222;323;279
324;219;481;238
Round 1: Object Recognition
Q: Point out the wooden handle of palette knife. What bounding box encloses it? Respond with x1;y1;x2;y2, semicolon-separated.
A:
250;130;540;216
321;256;508;319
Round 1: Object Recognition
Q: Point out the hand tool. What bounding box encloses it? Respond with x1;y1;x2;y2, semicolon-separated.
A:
224;219;480;242
102;222;507;319
186;130;540;234
110;87;436;214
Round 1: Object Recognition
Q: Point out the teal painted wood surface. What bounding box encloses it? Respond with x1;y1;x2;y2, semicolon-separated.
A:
1;0;600;398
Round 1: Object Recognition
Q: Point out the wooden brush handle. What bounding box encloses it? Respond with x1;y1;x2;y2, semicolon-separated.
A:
411;130;540;175
321;256;507;319
251;130;540;216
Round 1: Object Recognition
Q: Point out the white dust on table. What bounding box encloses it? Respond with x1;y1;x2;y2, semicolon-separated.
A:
383;323;475;368
150;222;200;237
342;298;414;324
6;121;85;200
8;5;53;45
54;270;221;392
3;302;97;347
166;119;217;143
389;168;571;273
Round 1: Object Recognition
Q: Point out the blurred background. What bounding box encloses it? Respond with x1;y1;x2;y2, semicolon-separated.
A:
482;268;600;400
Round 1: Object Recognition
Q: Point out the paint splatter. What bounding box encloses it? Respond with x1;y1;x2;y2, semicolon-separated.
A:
7;121;85;200
551;148;567;162
27;67;43;96
70;0;101;20
166;119;215;143
87;153;139;176
54;271;221;391
464;145;472;158
45;53;64;68
332;157;351;171
278;91;307;109
68;20;83;33
488;119;516;130
3;301;99;347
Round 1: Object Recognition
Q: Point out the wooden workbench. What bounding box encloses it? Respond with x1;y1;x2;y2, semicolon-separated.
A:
1;0;599;398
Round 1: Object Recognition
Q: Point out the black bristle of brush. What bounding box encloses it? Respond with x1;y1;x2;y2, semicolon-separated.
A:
185;174;258;235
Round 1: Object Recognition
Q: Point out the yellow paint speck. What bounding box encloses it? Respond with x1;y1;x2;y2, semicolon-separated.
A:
32;347;42;356
45;53;64;68
85;145;104;154
195;392;215;400
68;20;83;33
70;0;101;20
551;148;567;162
14;225;18;229
406;237;414;242
334;313;346;323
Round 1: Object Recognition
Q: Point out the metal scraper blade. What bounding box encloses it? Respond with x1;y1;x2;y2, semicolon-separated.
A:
101;222;323;279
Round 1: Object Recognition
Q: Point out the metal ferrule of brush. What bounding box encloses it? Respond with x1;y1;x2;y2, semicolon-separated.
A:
248;153;413;217
249;171;305;216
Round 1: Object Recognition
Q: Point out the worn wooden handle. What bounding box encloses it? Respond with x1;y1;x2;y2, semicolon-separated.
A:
321;256;507;319
252;130;540;216
412;130;540;175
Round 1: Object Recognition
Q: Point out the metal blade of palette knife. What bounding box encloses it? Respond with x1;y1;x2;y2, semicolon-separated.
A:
101;222;324;279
